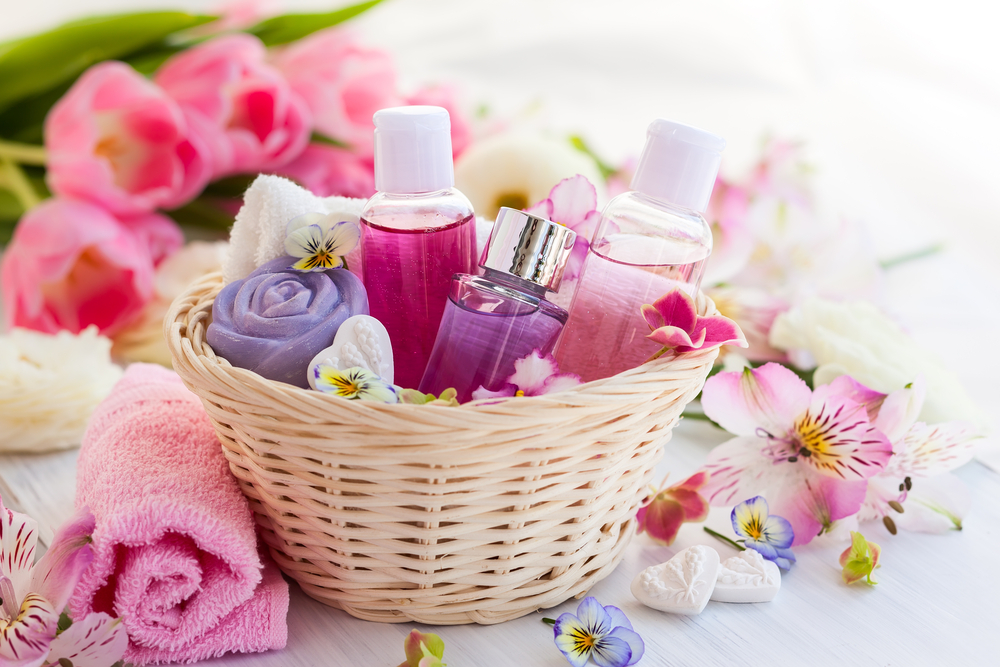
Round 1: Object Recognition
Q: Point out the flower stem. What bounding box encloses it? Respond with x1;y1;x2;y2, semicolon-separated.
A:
643;347;669;364
0;156;41;210
0;139;47;165
703;527;745;551
541;618;556;626
879;243;945;269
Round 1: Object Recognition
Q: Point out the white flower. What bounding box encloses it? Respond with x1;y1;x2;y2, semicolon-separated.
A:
455;133;605;221
0;327;122;452
223;174;366;284
113;240;228;366
769;297;989;430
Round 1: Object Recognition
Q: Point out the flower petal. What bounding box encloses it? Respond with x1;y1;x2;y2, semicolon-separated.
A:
29;506;95;613
689;315;748;350
574;596;611;637
675;471;710;492
700;436;789;507
743;540;778;561
895;473;971;533
325;219;361;256
760;513;795;549
638;497;685;545
537;372;584;396
591;633;634;667
553;613;592;667
607;626;644;666
0;495;38;610
45;613;127;667
470;384;517;401
646;326;696;349
602;605;633;632
668;488;709;523
774;473;867;546
0;593;59;667
793;395;892;480
648;289;698;335
731;496;770;541
815;375;887;422
701;363;812;438
872;378;925;445
508;349;564;394
547;175;598;231
891;421;980;477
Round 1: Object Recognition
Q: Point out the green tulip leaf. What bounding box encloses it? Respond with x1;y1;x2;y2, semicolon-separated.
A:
245;0;384;46
0;12;217;113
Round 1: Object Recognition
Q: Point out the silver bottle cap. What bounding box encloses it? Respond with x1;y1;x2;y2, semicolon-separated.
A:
480;207;577;292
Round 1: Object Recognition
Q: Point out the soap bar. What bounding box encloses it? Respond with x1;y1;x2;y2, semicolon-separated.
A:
308;315;394;387
711;550;781;603
207;256;369;388
630;545;719;615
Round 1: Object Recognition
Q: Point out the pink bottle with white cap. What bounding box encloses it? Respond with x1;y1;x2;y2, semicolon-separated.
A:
555;119;724;382
360;106;476;388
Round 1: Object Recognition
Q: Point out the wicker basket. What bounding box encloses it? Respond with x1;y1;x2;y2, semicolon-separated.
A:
165;273;719;625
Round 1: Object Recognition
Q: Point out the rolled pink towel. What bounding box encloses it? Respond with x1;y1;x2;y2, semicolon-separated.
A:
71;363;288;664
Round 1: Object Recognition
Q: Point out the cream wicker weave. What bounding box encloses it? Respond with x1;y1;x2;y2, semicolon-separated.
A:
165;273;720;625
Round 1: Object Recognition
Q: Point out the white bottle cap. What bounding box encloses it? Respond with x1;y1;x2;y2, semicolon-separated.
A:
630;119;726;213
373;106;455;194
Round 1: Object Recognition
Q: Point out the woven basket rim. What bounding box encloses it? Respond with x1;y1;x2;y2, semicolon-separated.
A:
164;271;721;417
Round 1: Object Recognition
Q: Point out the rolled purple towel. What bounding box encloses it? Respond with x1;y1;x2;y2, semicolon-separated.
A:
207;255;368;387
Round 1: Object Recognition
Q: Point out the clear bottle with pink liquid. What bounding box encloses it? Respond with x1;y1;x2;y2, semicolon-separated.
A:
556;119;725;382
360;106;476;388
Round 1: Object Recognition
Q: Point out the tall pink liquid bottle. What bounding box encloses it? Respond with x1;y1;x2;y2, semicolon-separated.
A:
556;119;724;382
360;106;476;388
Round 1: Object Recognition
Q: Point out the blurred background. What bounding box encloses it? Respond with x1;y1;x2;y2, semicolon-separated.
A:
3;0;999;454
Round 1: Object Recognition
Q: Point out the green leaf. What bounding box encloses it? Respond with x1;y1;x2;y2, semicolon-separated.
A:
56;611;73;634
311;132;350;149
245;0;384;46
165;197;236;231
0;12;217;113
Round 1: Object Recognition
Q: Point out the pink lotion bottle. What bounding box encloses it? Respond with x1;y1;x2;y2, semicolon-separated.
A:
360;106;477;388
555;119;724;382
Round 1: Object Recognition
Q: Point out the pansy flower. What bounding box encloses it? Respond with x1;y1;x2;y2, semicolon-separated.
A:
731;496;796;570
552;597;644;667
313;365;397;403
699;363;893;545
641;288;747;361
636;472;710;546
839;531;881;586
284;212;361;272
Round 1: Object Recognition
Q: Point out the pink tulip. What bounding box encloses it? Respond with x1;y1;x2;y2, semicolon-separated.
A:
272;28;401;158
277;143;375;198
156;33;311;176
406;85;472;158
1;199;182;336
45;61;213;215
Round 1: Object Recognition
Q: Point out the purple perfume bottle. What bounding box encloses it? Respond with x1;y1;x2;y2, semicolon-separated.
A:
360;106;476;389
419;207;576;403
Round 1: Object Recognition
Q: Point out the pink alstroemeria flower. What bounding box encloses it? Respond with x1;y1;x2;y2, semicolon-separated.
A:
700;364;893;545
471;349;582;400
641;288;747;359
704;285;789;362
45;61;212;215
156;33;311;176
527;174;602;282
834;377;980;533
636;472;711;545
0;495;127;667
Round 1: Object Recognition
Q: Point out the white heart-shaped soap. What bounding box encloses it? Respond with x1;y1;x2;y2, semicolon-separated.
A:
630;545;720;615
710;549;781;603
308;315;394;387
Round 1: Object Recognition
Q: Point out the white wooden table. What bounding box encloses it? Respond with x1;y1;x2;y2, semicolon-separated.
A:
2;418;997;666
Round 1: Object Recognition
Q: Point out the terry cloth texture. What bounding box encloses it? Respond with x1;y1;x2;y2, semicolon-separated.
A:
223;174;365;285
71;363;289;664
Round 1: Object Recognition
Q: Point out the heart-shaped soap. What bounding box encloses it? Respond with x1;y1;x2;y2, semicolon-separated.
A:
307;314;394;387
710;549;781;603
630;545;720;615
